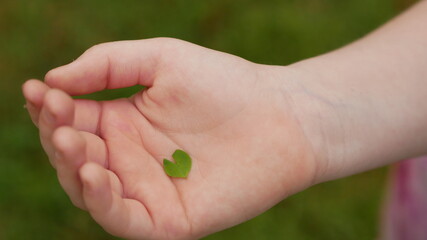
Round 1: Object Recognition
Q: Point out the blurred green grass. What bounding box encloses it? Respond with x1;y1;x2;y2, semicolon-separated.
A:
0;0;403;239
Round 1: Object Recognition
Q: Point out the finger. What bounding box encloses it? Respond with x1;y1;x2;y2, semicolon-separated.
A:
39;89;74;166
22;80;102;133
52;126;110;210
73;99;102;134
44;38;174;95
80;162;154;239
22;79;50;126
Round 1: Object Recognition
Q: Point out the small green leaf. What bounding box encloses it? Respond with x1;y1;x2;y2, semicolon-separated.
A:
163;149;192;178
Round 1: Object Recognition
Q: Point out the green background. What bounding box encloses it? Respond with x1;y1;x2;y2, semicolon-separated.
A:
0;0;411;239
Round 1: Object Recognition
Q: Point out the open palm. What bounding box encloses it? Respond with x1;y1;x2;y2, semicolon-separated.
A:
23;38;318;240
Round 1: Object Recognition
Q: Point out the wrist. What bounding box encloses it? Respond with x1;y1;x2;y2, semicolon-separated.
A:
282;51;427;182
256;64;342;186
269;64;347;184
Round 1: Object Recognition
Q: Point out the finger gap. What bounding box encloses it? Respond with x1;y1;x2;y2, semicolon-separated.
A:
73;85;146;101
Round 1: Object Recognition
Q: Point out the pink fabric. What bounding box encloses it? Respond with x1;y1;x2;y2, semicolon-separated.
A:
380;156;427;240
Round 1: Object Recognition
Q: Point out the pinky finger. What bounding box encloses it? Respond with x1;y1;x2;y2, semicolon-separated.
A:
79;162;154;239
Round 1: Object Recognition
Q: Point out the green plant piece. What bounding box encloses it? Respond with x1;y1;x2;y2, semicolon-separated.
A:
163;149;192;178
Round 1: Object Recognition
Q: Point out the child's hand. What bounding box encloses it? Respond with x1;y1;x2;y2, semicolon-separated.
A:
22;38;320;239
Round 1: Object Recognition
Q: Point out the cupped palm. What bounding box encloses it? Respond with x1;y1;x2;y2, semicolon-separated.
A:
23;38;318;240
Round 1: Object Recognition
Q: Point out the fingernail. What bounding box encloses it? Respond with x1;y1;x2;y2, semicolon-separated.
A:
25;101;35;110
44;110;56;124
54;151;63;160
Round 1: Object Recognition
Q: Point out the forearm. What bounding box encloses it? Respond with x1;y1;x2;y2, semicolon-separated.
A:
283;0;427;182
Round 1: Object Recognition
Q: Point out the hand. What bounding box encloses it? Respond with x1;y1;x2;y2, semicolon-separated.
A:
22;38;319;239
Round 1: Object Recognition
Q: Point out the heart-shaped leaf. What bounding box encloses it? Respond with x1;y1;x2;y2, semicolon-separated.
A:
163;149;192;178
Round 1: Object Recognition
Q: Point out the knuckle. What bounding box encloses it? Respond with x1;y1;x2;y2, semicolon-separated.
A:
85;42;110;55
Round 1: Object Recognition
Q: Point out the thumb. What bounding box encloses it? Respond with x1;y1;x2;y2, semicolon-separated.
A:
45;38;172;95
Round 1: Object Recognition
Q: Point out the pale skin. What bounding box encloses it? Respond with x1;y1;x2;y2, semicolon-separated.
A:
22;1;427;239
